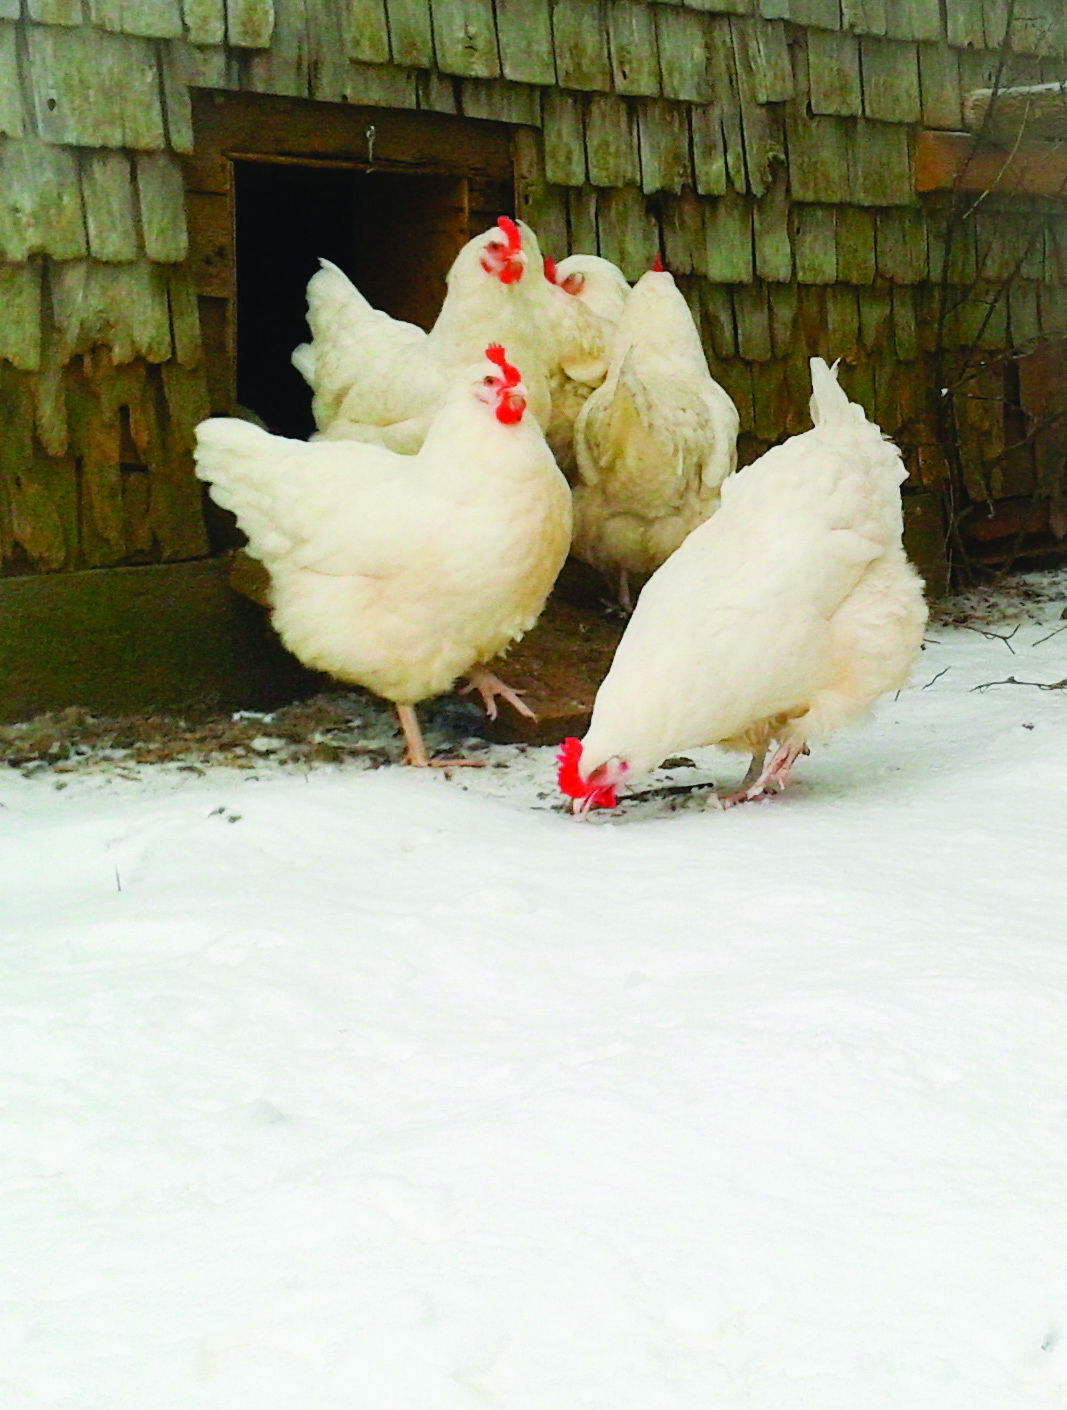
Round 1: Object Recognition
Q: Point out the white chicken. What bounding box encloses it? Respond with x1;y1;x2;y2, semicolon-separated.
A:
541;254;630;481
551;254;631;324
571;261;740;610
293;218;580;452
195;345;572;767
558;358;927;812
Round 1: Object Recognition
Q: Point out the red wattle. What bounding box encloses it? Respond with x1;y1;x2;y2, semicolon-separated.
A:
495;393;525;424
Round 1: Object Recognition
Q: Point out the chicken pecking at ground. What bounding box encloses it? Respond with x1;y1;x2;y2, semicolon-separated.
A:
195;345;572;767
293;218;596;455
558;358;927;813
571;259;739;611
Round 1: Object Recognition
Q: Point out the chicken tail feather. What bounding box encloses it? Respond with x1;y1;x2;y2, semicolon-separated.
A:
808;357;863;428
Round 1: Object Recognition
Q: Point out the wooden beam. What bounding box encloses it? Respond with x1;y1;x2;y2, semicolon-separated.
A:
915;130;1067;198
964;83;1067;144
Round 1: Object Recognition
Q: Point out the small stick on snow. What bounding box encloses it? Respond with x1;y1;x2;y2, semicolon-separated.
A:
922;667;950;690
1032;623;1067;648
970;675;1067;693
958;623;1020;653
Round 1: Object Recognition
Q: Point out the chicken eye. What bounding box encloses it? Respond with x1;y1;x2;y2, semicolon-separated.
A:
483;375;496;386
486;241;502;253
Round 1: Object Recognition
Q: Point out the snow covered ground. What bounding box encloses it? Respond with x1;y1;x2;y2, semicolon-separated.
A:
4;571;1067;1410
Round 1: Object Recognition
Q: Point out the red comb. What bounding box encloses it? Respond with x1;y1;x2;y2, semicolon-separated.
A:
544;255;558;284
497;216;522;253
651;252;665;272
486;343;521;388
557;737;617;810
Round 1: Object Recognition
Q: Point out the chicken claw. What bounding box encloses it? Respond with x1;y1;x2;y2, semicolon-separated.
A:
460;667;538;721
721;741;808;808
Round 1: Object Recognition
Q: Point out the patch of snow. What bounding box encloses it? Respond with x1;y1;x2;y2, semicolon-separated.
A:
3;570;1067;1409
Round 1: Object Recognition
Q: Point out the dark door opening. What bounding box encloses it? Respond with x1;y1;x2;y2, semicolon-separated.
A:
234;161;468;439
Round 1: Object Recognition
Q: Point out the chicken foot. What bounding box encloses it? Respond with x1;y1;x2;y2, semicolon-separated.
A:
394;704;484;768
721;741;809;807
460;667;537;722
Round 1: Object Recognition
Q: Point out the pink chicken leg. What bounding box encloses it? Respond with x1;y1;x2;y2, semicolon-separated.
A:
721;741;809;808
395;704;484;768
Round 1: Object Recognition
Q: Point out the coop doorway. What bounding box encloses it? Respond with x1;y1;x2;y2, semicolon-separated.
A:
233;160;468;439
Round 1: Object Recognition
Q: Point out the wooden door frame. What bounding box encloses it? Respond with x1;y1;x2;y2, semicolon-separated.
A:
184;89;516;415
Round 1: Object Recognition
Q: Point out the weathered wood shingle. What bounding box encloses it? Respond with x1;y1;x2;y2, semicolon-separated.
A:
542;88;585;185
0;138;87;260
51;259;172;365
606;1;660;96
29;26;166;149
703;188;754;283
655;6;714;102
0;263;42;371
636;98;691;194
88;1;184;38
226;0;276;47
860;38;921;124
27;0;84;24
81;151;140;262
849;120;913;206
551;0;612;92
918;43;962;129
180;0;226;46
885;0;941;42
596;184;659;280
0;25;24;138
431;0;500;79
807;30;861;115
792;204;837;283
386;0;434;67
753;169;792;281
460;78;540;126
495;0;556;85
137;152;189;262
584;93;639;187
345;0;391;63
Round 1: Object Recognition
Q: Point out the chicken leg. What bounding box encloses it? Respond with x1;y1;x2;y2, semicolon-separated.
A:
721;741;808;807
395;704;483;768
460;666;537;721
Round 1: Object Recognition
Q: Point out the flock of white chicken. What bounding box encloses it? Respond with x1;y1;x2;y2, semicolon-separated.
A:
194;215;927;809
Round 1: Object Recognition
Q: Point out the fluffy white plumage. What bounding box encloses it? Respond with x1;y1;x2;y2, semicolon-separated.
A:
194;351;572;758
542;255;630;482
572;358;927;805
571;267;739;599
552;255;631;325
293;220;560;450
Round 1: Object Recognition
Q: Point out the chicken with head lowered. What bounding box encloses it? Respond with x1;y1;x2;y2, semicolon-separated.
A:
571;257;739;610
559;358;927;812
195;345;571;767
293;218;563;454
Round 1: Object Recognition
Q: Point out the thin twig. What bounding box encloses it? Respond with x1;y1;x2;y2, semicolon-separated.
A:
1032;623;1067;647
922;667;950;689
971;675;1067;692
958;623;1021;652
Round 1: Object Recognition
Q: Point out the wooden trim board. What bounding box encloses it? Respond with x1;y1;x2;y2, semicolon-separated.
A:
916;130;1067;198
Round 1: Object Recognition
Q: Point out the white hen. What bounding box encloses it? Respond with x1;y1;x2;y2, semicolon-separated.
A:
541;254;630;482
196;346;572;766
559;358;927;812
572;263;739;609
293;218;557;450
552;254;631;324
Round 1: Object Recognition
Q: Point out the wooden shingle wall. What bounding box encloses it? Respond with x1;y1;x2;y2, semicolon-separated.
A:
1;0;1066;578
